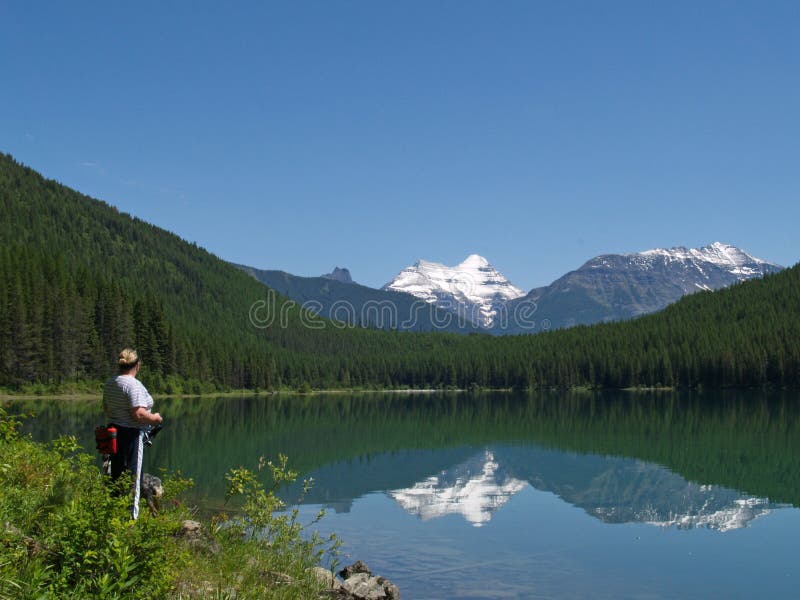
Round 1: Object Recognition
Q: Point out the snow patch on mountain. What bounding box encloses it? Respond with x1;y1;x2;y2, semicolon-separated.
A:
382;255;524;327
636;242;777;278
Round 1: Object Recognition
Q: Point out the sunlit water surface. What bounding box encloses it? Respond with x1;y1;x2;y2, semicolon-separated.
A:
12;390;800;599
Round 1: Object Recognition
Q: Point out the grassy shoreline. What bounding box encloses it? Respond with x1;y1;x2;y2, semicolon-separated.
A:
0;407;338;598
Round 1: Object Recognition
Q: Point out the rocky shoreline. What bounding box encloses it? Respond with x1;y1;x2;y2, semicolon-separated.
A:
144;474;400;598
312;560;400;600
175;517;400;598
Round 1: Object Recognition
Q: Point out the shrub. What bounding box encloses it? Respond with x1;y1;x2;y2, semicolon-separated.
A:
0;408;338;599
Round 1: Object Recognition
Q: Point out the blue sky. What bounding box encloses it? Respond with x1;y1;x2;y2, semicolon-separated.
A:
2;1;798;290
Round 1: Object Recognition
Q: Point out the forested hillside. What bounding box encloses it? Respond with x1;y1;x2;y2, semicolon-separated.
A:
0;152;308;392
1;153;798;392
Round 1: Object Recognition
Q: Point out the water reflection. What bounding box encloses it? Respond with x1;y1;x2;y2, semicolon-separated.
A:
301;445;786;532
390;450;527;527
10;390;799;598
9;389;800;520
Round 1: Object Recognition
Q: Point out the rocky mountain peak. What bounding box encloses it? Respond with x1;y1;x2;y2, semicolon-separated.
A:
321;267;354;284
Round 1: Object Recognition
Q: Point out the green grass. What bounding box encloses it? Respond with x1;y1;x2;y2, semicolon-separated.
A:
0;408;338;599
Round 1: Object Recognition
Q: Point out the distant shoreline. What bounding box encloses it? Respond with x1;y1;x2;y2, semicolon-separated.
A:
0;388;475;402
0;385;692;402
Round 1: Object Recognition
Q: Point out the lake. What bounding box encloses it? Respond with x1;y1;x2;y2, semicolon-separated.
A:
9;390;800;599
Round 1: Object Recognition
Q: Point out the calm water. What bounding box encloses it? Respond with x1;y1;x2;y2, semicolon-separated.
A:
10;390;800;599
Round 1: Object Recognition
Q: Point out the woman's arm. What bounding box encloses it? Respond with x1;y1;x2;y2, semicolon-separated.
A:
130;406;163;425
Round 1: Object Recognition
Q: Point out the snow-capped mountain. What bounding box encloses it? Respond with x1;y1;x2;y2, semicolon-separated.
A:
240;242;781;334
614;241;779;291
389;450;527;527
499;242;783;332
382;254;525;327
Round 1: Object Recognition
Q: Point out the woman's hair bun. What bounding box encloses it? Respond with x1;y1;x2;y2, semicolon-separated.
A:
118;348;139;369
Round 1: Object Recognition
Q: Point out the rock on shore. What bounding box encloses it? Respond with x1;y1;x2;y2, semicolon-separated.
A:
311;561;399;599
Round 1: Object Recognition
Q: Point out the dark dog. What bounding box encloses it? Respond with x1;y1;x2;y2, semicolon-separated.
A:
141;473;163;515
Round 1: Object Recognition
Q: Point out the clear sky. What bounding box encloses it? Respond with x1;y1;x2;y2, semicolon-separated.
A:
2;1;798;290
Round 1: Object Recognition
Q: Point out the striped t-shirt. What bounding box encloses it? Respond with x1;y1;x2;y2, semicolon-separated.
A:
103;375;154;429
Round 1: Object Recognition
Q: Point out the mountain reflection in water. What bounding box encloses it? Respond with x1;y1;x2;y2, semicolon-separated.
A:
390;450;527;527
12;389;800;526
300;445;787;532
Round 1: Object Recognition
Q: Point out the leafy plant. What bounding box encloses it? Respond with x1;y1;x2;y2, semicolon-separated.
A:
0;409;337;598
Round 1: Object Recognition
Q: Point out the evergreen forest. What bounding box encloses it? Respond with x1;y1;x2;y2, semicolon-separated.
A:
1;153;798;393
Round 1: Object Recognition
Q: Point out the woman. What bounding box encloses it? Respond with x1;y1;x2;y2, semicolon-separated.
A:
102;348;163;520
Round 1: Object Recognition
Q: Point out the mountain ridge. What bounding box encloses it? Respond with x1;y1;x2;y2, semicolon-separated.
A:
233;263;483;333
499;242;783;332
321;267;354;284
